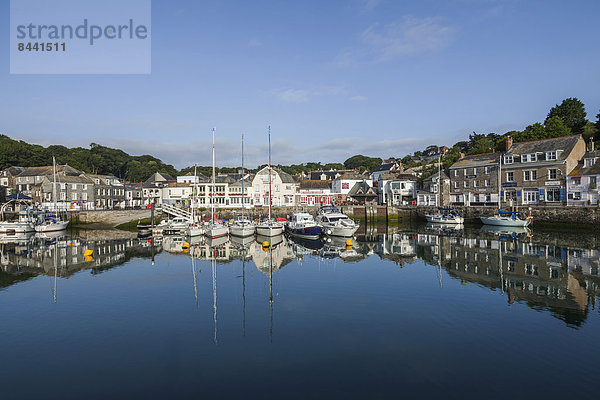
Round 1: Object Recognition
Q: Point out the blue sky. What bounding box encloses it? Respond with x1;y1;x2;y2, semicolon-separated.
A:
2;0;600;169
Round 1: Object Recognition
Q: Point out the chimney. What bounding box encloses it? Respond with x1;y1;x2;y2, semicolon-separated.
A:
588;139;594;153
459;152;465;159
506;136;513;151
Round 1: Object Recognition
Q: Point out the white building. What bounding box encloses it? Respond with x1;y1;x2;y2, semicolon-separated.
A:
377;173;417;205
331;173;368;204
251;167;298;207
297;180;334;206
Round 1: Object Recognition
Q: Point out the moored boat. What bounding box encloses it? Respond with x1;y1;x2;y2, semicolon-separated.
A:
315;205;359;237
285;211;321;239
425;208;464;224
481;210;532;227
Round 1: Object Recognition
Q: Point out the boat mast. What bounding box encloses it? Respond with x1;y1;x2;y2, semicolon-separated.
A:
52;156;58;213
192;164;197;223
212;128;216;225
498;153;502;211
241;134;245;221
437;154;441;207
268;126;272;221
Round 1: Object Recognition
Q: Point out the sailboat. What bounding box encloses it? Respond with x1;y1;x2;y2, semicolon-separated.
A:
255;126;284;237
425;154;463;224
229;135;256;237
186;165;204;237
481;153;532;227
205;128;229;239
35;157;69;233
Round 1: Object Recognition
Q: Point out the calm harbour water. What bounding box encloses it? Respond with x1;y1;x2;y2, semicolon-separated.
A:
1;224;599;399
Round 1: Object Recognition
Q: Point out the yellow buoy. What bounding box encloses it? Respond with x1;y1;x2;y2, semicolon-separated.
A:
84;249;93;257
345;239;353;247
182;241;190;249
262;241;270;248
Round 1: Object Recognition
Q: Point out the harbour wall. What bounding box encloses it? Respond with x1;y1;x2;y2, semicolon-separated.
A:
72;209;151;227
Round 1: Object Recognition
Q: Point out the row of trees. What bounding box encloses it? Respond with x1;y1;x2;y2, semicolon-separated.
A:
0;135;178;182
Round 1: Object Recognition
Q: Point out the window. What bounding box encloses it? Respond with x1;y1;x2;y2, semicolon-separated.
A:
472;168;477;176
572;177;581;185
546;151;557;160
585;158;595;167
82;193;87;201
504;156;513;164
464;181;469;188
524;170;537;181
485;179;490;187
506;172;514;182
61;183;66;190
546;188;561;202
590;176;597;187
523;190;537;204
454;170;458;177
71;193;77;201
454;182;458;189
474;180;480;188
548;169;557;180
522;153;537;163
485;166;491;174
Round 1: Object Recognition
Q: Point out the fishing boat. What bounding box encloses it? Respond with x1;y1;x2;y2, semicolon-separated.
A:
256;126;283;237
315;205;359;237
35;157;69;233
230;135;256;237
205;128;229;239
481;210;532;227
285;211;322;239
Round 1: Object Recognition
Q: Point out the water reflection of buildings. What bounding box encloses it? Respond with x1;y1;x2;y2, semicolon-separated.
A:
0;233;163;283
412;230;599;327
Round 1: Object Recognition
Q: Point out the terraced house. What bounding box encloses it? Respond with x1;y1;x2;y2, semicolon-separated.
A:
501;135;585;206
448;152;501;206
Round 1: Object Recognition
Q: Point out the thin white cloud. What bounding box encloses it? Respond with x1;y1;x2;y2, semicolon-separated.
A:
361;17;455;60
274;89;309;103
337;16;455;65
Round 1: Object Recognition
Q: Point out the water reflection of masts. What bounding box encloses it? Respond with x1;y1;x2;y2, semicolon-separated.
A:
191;246;199;307
499;240;504;295
242;252;246;337
53;240;58;303
269;245;274;342
212;248;218;345
437;235;442;289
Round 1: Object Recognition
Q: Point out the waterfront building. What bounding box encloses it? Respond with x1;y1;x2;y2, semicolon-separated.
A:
418;170;450;206
16;164;83;200
331;173;368;204
88;174;125;209
297;180;334;206
251;167;298;207
370;161;402;182
502;135;585;206
177;171;209;184
347;181;378;205
376;172;417;205
566;147;600;206
0;167;25;196
40;174;95;211
448;153;501;206
124;184;144;208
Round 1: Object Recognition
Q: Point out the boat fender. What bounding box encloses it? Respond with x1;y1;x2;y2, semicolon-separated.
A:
84;249;94;257
182;241;190;249
345;239;353;247
262;241;270;248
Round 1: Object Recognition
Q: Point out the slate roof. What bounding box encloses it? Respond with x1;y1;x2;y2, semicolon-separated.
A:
299;180;332;190
145;172;175;183
423;170;450;182
569;150;600;176
449;153;500;169
505;135;582;160
18;165;82;177
373;162;400;172
348;181;377;197
1;166;25;176
377;172;417;181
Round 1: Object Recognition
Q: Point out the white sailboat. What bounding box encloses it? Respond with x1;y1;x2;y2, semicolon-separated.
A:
230;134;256;237
35;157;69;233
205;128;229;239
186;165;204;237
256;126;284;237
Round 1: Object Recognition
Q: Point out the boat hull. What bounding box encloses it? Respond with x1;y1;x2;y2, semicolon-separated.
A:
321;224;359;237
35;221;69;233
425;214;464;224
481;216;531;227
229;225;256;238
255;224;283;237
205;225;229;239
285;224;322;239
0;222;35;234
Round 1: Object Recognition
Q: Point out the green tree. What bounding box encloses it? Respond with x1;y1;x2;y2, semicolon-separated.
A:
544;116;571;138
546;97;587;134
343;155;382;171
